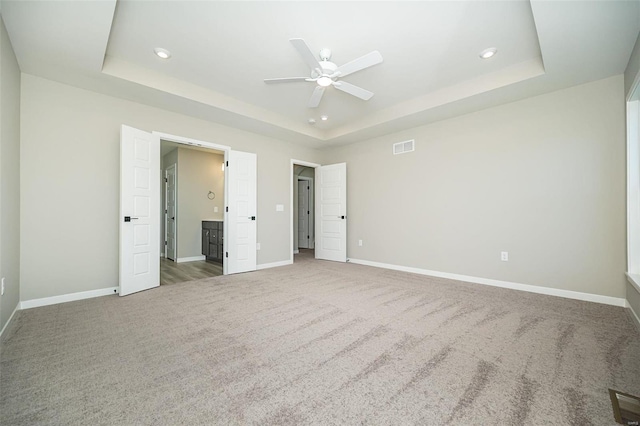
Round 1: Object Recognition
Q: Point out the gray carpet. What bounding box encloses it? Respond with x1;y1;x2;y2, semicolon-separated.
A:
2;251;639;425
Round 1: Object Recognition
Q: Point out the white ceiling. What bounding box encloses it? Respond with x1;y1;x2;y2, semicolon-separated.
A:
2;1;639;148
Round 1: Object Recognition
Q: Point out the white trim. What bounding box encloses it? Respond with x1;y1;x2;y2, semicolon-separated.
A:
627;299;640;329
153;132;231;152
0;304;20;338
293;249;299;254
626;273;640;293
349;258;627;307
20;287;119;310
290;159;321;264
176;255;206;263
257;260;293;270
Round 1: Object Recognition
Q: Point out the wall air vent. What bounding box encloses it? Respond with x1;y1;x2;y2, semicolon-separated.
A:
393;139;415;155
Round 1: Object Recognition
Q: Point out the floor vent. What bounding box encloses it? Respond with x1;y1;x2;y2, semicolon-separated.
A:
393;139;415;155
609;389;640;424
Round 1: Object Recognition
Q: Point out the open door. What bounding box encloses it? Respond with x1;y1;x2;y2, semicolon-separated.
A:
315;163;347;262
227;150;257;274
165;164;177;261
119;125;160;296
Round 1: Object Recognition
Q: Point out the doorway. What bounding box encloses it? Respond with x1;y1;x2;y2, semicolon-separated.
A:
297;175;314;250
291;160;320;262
160;140;225;285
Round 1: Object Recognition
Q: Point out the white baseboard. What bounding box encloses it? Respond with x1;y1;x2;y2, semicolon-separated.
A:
349;258;626;307
257;260;293;270
0;303;20;338
20;287;119;310
293;250;299;254
176;255;206;263
626;300;640;329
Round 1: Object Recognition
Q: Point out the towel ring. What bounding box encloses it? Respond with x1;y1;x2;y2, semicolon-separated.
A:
208;191;215;200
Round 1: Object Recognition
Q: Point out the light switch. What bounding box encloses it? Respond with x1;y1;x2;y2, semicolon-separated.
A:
276;204;284;212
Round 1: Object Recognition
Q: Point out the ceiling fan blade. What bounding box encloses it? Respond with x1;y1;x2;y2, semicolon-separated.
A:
336;51;383;77
264;77;310;84
290;38;322;71
307;86;325;108
333;81;374;100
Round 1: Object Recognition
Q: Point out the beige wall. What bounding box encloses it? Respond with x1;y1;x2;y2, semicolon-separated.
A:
176;147;224;259
20;74;321;301
323;75;627;299
0;16;21;332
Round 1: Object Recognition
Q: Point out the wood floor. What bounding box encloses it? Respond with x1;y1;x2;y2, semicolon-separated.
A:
160;257;222;285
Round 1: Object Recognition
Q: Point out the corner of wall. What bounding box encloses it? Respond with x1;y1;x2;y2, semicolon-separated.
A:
0;14;22;334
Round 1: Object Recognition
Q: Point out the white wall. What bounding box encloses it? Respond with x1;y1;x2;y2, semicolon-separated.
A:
176;147;224;259
0;16;21;332
323;75;627;299
20;74;321;301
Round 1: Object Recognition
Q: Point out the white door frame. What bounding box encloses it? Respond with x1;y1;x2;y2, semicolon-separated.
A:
297;176;314;250
290;159;321;263
154;132;231;275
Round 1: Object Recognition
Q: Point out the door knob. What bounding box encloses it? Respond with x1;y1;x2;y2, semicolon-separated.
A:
248;216;256;220
124;216;139;222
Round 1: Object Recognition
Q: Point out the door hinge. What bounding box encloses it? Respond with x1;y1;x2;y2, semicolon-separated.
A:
226;161;229;167
226;206;228;212
307;211;309;214
165;178;168;182
307;235;309;239
226;252;228;258
308;186;310;190
164;241;167;245
165;209;167;214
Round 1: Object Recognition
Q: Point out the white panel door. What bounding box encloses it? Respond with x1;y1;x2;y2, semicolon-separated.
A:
298;180;310;249
165;164;177;261
227;150;257;274
120;125;160;296
315;163;347;262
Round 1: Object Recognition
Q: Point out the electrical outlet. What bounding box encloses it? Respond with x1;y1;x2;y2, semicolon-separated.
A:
214;206;218;213
501;251;509;261
1;277;5;296
358;239;363;246
256;242;261;250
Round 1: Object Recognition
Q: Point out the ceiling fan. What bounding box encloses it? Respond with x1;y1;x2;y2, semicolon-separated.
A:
264;38;383;108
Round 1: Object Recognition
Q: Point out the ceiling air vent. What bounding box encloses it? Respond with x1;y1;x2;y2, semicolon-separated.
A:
393;139;415;155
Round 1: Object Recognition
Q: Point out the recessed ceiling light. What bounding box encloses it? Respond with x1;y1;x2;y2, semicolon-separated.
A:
479;47;497;59
154;47;171;59
321;115;328;121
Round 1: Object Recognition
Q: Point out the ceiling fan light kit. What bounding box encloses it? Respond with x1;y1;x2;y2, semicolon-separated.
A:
264;38;383;108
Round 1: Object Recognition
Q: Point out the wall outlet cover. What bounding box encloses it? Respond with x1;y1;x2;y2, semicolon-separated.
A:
501;252;509;261
276;204;284;212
